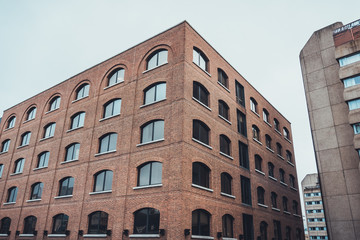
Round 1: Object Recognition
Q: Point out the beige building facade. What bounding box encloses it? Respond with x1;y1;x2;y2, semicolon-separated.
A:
300;19;360;240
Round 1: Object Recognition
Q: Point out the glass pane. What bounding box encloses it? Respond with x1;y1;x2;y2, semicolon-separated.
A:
142;123;153;143
104;171;113;191
139;164;150;186
199;211;209;236
151;162;162;185
100;135;109;153
153;121;164;140
193;49;198;64
108;133;117;151
158;50;168;65
67;178;74;195
66;145;74;161
79;113;85;127
148;209;160;233
95;172;105;192
117;69;125;82
74;144;80;159
108;73;117;86
156;83;166;101
145;86;156;105
147;55;157;70
104;102;113;118
113;99;121;115
134;209;147;234
199;55;206;71
50;123;56;136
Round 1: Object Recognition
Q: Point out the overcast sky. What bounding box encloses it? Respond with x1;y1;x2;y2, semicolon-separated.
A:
1;0;359;211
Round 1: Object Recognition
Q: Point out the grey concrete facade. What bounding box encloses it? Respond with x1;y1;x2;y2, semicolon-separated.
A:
300;21;360;240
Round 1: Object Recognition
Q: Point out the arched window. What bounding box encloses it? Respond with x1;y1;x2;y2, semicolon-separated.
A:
58;177;74;196
271;192;278;208
30;182;43;200
293;200;299;214
193;120;210;145
7;116;16;129
218;68;228;88
257;186;265;205
192;209;210;236
0;217;11;234
218;100;229;120
252;125;260;141
192;162;210;188
103;99;121;119
220;134;231;156
286;226;292;240
193;47;209;72
137;162;162;187
52;214;69;234
1;139;10;153
7;187;17;203
88;211;108;234
221;172;232;195
263;109;269;123
93;170;113;192
268;162;274;178
98;133;117;153
146;49;168;70
193;81;209;106
144;82;166;105
70;112;85;130
279;169;285;183
283;127;290;140
276;143;283;156
20;131;31;146
222;214;234;238
26;107;37;121
14;158;25;174
133;208;160;234
289;174;296;188
44;122;56;138
65;143;80;162
250;98;258;113
49;96;61;111
283;196;288;212
286;150;293;163
141;120;164;144
0;164;3;178
265;135;272;149
23;216;37;234
108;68;125;86
255;155;262;172
274;118;280;131
260;221;268;240
76;83;90;100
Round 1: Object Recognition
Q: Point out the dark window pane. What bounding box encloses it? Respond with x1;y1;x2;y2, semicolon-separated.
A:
134;208;160;234
243;214;254;240
52;214;69;234
192;162;210;188
23;216;37;234
239;142;249;169
192;209;210;236
0;218;11;234
235;81;245;106
88;211;108;234
241;176;251;205
221;173;232;195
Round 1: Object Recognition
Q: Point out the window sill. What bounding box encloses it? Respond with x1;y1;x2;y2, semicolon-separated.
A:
72;95;89;103
10;172;22;176
89;190;112;195
221;192;236;199
280;181;288;187
241;203;252;208
272;207;280;212
99;114;120;122
223;238;237;240
54;195;73;199
290;187;298;191
192;97;212;111
251;110;260;118
264;121;272;127
40;136;54;142
284;211;291;215
266;147;274;153
0;234;8;237
285;137;292;144
220;152;233;160
48;234;67;237
83;234;107;238
0;151;8;155
61;159;79;164
133;184;162;190
66;126;83;133
94;150;116;157
191;235;214;240
192;62;211;77
277;154;285;160
217;81;230;93
253;138;262;145
26;199;41;203
23;118;35;124
143;62;168;74
4;127;14;131
129;234;160;238
3;202;15;205
192;184;213;192
258;203;268;208
192;138;212;149
19;234;35;237
218;115;232;125
293;214;301;218
140;99;166;108
269;176;277;182
17;144;29;149
34;166;48;171
255;169;265;176
136;138;165;147
45;108;59;114
104;80;124;90
287;161;295;167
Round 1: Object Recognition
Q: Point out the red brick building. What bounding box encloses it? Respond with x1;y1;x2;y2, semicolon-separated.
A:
0;22;303;240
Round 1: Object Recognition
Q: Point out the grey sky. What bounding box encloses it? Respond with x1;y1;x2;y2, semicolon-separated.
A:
0;0;359;209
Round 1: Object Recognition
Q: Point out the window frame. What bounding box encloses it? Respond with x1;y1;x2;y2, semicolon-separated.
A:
58;177;74;196
263;109;269;123
219;134;231;156
14;158;25;174
137;161;162;187
193;47;209;72
239;141;249;169
70;112;85;130
237;110;247;137
146;49;168;71
107;68;125;87
88;211;108;234
241;175;252;205
76;83;90;100
103;99;121;119
192;120;210;146
252;125;260;141
193;81;209;107
20;131;31;146
218;100;230;120
271;192;278;208
143;82;166;106
23;216;37;234
30;182;43;200
221;172;232;195
1;139;10;153
133;208;160;234
98;133;117;154
7;187;18;203
268;162;274;178
65;143;80;162
250;98;258;114
235;80;245;107
140;120;165;144
192;209;211;236
218;68;228;88
6;116;16;129
52;214;69;234
265;135;272;149
26;107;37;121
257;186;265;205
222;214;234;238
93;170;113;192
255;155;262;172
192;162;210;188
0;217;11;234
43;123;56;138
49;96;61;112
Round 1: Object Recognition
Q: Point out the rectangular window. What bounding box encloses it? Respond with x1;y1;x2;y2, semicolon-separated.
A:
242;214;254;240
353;123;360;134
239;141;249;169
273;220;282;240
349;99;360;110
241;175;251;205
237;110;247;137
235;81;245;107
339;52;360;66
343;75;360;88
